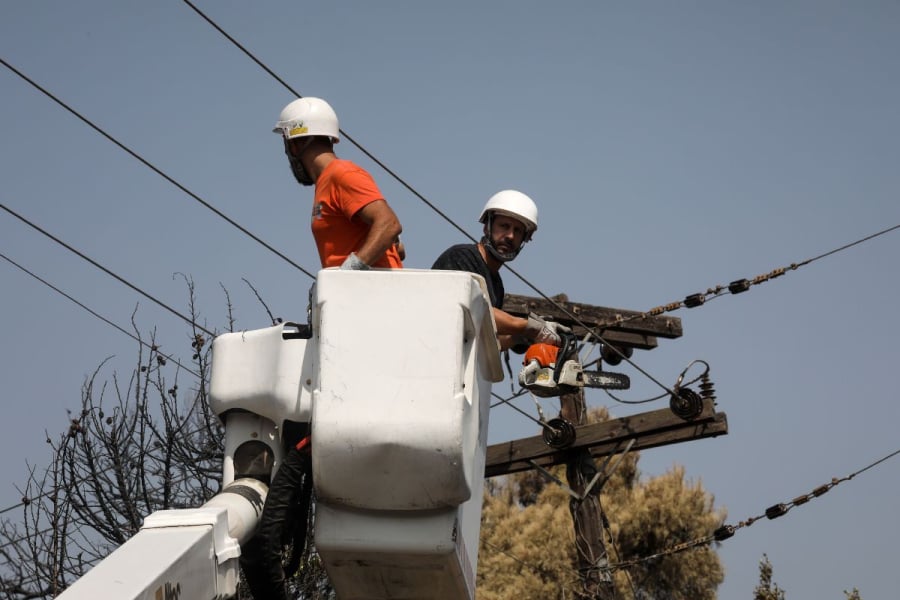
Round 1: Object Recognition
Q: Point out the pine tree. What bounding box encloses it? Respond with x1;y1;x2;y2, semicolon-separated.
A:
753;554;786;600
477;408;726;599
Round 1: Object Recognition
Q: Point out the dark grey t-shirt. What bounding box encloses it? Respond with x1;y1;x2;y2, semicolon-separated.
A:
431;244;504;309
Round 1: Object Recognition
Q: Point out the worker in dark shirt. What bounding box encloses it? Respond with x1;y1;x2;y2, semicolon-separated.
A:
432;190;568;350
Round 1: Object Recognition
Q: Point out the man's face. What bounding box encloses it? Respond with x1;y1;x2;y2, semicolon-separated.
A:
489;214;528;256
284;137;315;186
287;137;311;158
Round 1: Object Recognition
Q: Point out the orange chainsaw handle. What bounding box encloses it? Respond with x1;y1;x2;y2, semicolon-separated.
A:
523;343;559;368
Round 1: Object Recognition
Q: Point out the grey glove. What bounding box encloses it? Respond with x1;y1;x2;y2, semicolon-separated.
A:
340;252;370;271
525;313;571;346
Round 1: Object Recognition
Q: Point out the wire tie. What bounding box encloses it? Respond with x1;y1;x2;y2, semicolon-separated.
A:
812;484;830;497
791;494;810;506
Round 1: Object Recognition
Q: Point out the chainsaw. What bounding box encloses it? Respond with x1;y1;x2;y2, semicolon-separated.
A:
518;333;630;398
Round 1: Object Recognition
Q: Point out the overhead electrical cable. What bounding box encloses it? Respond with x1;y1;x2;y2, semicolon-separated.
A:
0;252;219;518
181;0;473;245
602;446;900;572
6;18;897;420
1;11;896;597
1;252;202;379
0;56;316;280
1;247;209;443
1;46;679;409
181;3;900;392
600;223;900;330
1;203;215;337
478;446;900;581
178;1;688;400
0;411;224;520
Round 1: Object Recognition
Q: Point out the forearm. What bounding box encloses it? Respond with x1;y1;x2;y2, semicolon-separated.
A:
492;307;528;336
356;216;401;265
352;200;402;266
494;309;568;347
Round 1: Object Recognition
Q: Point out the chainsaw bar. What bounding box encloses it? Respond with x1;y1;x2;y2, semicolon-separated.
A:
582;370;631;390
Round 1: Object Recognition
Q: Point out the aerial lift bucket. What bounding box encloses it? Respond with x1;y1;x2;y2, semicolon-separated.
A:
311;269;503;600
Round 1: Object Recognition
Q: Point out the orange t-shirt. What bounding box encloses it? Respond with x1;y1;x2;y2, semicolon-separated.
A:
311;159;403;269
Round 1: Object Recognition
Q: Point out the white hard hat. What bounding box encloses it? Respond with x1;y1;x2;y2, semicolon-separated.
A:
479;190;538;236
273;97;340;143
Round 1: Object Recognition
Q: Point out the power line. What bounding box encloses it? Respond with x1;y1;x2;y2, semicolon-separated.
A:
604;446;900;573
178;0;581;312
480;445;900;580
6;4;898;480
187;1;842;414
2;11;896;595
0;16;815;411
1;45;681;412
1;251;202;379
0;55;316;281
0;414;221;525
5;16;897;403
187;4;900;401
181;0;475;246
178;1;688;402
0;251;219;519
1;203;215;337
599;223;900;330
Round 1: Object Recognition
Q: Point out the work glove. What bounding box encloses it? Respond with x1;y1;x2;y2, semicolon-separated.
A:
341;252;370;271
525;313;571;346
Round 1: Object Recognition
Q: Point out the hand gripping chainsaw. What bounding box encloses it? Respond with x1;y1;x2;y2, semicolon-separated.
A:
518;332;631;398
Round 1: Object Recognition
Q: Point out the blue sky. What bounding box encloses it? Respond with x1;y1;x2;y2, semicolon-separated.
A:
2;2;899;597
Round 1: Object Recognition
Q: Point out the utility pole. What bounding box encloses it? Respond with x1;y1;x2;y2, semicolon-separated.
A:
560;385;616;599
490;293;728;598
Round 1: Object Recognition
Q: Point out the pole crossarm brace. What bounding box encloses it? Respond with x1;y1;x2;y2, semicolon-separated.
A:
485;399;727;478
502;294;683;350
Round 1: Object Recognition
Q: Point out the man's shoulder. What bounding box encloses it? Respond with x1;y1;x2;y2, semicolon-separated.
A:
436;243;479;259
440;243;478;255
324;159;370;179
432;243;482;270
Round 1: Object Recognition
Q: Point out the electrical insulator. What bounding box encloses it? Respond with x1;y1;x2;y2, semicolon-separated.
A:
791;494;810;507
728;279;751;294
670;388;703;420
765;503;789;520
542;417;577;449
713;525;735;541
699;372;716;404
600;343;632;366
683;293;705;308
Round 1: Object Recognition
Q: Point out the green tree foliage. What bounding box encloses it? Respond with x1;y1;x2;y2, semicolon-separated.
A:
753;553;864;600
477;408;726;600
753;554;786;600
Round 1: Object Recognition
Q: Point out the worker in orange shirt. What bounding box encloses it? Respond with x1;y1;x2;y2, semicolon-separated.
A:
274;96;403;270
241;97;404;600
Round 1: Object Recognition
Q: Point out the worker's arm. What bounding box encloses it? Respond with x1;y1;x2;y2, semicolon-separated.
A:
493;308;569;349
351;200;402;266
492;308;529;351
493;307;528;336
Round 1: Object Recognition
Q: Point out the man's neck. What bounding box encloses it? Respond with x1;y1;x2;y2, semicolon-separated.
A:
477;242;502;273
308;149;337;183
